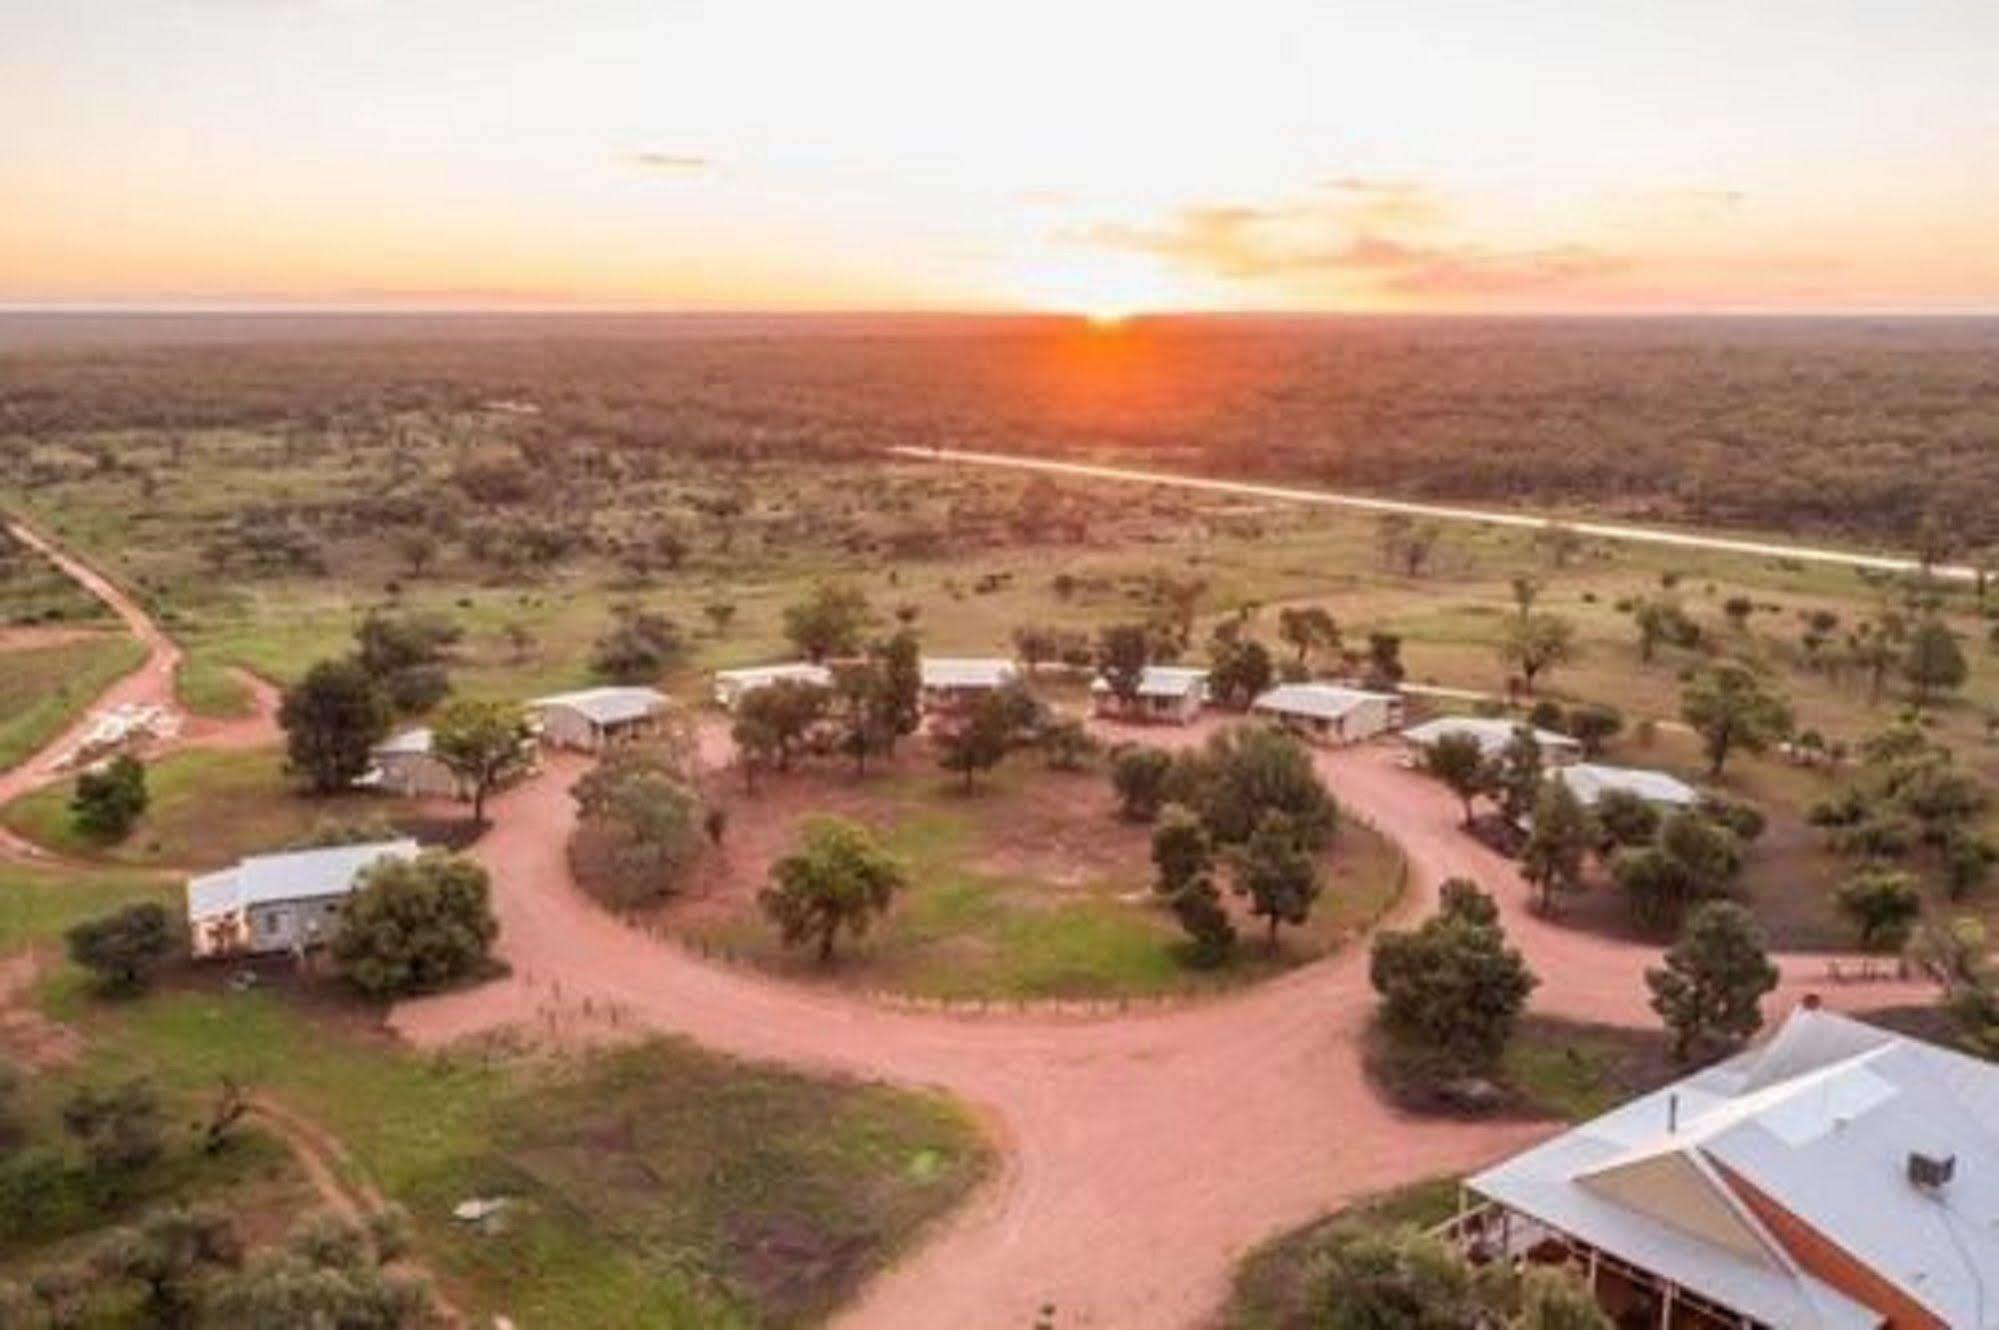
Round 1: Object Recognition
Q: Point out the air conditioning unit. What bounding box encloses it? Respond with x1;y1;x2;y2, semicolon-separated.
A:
1908;1152;1956;1190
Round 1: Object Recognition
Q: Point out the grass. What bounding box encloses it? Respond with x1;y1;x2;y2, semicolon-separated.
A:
1365;1014;1679;1123
174;651;254;719
686;756;1407;1001
1;746;394;869
1219;1176;1464;1330
0;633;146;770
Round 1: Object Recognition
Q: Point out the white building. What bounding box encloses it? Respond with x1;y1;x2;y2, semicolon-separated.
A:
1401;716;1583;765
187;839;417;959
1090;666;1209;724
528;686;668;751
1250;683;1404;744
1451;1006;1999;1329
918;657;1019;712
1556;763;1700;812
711;662;833;711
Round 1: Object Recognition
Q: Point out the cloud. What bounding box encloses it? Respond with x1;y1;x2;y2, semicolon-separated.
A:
627;152;712;172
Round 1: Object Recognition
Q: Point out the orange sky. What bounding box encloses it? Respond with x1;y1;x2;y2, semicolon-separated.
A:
5;0;1998;314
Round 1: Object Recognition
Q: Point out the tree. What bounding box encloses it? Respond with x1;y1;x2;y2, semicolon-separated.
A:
702;601;737;637
1208;633;1275;709
569;743;705;907
1565;702;1623;759
62;1078;165;1175
429;698;529;822
1422;732;1488;827
1631;596;1696;664
760;816;905;962
1167;873;1236;968
1835;866;1923;950
1230;811;1321;947
65;902;176;994
1182;724;1338;850
1646;901;1778;1061
731;678;830;788
827;662;895;775
353;610;459;714
1520;779;1592;914
1592;787;1660;851
1513;1266;1615;1330
1096;622;1152;706
1363;632;1406;690
936;688;1019;790
1302;1224;1487;1329
331;853;498;999
280;659;391;795
1111;746;1175;821
1371;889;1537;1074
1613;811;1745;930
590;602;684;683
1902;617;1967;708
208;1209;436;1330
1038;717;1098;771
782;581;872;662
1490;726;1544;826
1276;606;1340;668
91;1204;240;1329
1498;613;1578;695
1680;663;1791;777
1151;803;1211;897
70;754;148;842
873;629;924;750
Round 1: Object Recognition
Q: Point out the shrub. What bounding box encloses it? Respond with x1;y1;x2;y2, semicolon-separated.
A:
331;853;498;999
65;903;177;994
70;755;149;842
1110;746;1174;821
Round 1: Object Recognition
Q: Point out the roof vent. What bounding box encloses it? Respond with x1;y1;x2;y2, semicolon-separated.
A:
1909;1152;1956;1191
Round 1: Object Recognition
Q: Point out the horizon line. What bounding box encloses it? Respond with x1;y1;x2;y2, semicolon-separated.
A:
5;302;1999;320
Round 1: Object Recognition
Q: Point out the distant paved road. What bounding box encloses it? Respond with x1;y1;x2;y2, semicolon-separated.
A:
888;446;1969;581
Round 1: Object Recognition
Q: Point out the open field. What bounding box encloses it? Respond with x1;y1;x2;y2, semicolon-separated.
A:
0;632;147;772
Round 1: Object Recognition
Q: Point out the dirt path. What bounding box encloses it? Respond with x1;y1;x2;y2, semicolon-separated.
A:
392;723;1928;1330
888;446;1971;581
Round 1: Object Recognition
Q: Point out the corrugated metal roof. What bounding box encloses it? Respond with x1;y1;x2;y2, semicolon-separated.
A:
529;686;667;725
920;658;1019;689
187;839;418;921
1401;716;1579;754
1557;762;1699;808
1250;683;1395;721
373;727;433;757
1090;666;1209;698
714;662;831;688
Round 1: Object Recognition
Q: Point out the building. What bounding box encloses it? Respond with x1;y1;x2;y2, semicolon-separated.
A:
187;839;418;959
1556;762;1700;812
1090;666;1209;724
918;657;1019;713
528;686;668;751
1402;716;1583;765
363;727;462;799
712;662;833;710
1250;683;1404;744
1449;1006;1999;1329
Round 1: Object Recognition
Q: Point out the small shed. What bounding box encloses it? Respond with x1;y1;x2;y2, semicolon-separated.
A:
1401;716;1583;765
712;662;833;711
365;728;462;799
1251;684;1404;744
1090;666;1209;724
918;657;1020;713
1555;762;1699;812
529;687;668;752
187;839;417;959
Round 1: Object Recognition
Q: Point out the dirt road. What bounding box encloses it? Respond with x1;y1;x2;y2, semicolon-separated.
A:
393;728;1926;1329
888;446;1968;582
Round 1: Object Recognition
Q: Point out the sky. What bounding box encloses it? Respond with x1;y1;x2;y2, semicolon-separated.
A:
5;0;1999;315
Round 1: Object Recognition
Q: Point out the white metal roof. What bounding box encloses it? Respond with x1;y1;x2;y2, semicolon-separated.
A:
1471;1008;1999;1328
1557;762;1699;808
1401;716;1580;755
1250;683;1395;721
373;727;433;758
187;839;418;922
920;657;1019;689
529;686;666;725
1090;666;1209;699
714;662;831;689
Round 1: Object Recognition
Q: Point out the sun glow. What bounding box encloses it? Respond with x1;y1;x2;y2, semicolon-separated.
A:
1009;251;1191;323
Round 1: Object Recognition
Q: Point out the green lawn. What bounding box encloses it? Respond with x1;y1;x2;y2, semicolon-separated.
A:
2;745;395;868
0;633;146;771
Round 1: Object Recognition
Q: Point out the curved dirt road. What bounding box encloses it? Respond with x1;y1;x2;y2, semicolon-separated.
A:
394;728;1926;1330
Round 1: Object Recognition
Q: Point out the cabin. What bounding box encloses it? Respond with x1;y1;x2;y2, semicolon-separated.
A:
187;839;417;959
1445;1006;1999;1329
528;686;668;752
712;662;833;710
918;657;1019;714
1250;683;1403;744
1555;762;1699;813
362;727;462;798
1401;716;1583;766
1090;666;1209;724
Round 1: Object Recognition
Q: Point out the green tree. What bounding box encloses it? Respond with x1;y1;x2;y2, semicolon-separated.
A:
1680;662;1792;777
589;602;685;683
1371;893;1537;1074
731;678;830;787
1646;901;1778;1061
1167;874;1236;968
1512;1265;1615;1330
1301;1224;1487;1329
1208;633;1275;709
1834;866;1923;950
569;743;705;907
353;609;458;714
1613;811;1745;930
873;628;924;750
1902;617;1968;708
1490;726;1544;826
1230;811;1322;947
280;659;391;795
62;1078;165;1175
1111;746;1175;821
1520;779;1593;914
1498;613;1579;695
1565;702;1624;758
760;815;906;963
1151;803;1212;897
1096;622;1152;706
1276;606;1340;668
70;754;148;842
331;853;498;999
1592;787;1660;851
1422;732;1489;827
65;902;176;994
1181;724;1338;849
1038;717;1098;771
782;581;872;662
829;661;895;775
208;1209;436;1330
936;688;1022;790
90;1204;240;1329
429;698;530;822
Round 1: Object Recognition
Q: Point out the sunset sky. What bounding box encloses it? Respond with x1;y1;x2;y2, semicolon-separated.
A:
7;0;1998;314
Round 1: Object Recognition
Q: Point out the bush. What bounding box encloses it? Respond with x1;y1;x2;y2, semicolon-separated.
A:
70;755;149;842
65;902;177;994
1835;867;1923;950
1370;885;1536;1075
1110;746;1174;821
331;853;498;998
568;744;706;908
590;603;685;683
